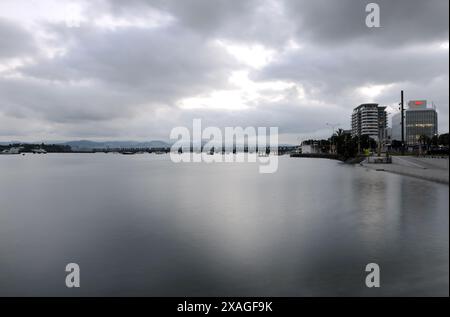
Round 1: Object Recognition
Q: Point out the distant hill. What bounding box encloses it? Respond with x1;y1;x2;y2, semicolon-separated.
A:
62;140;171;150
0;141;22;145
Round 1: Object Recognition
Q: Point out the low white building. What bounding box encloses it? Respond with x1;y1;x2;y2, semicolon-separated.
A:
1;147;21;154
301;143;321;154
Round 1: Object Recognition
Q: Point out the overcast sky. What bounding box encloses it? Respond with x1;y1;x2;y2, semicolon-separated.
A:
0;0;448;143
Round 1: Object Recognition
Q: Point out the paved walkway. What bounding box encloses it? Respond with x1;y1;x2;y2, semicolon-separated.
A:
361;156;449;184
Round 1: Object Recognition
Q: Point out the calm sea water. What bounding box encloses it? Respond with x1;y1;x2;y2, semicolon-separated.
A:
0;154;448;296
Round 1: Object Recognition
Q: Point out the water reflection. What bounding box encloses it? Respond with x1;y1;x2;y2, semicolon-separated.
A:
0;154;448;296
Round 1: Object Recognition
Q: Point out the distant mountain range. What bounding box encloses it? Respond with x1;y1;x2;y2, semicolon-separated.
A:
1;140;295;150
62;140;171;150
0;140;171;150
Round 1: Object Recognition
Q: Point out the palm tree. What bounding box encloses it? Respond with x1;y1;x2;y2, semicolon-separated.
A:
334;128;345;138
331;129;345;155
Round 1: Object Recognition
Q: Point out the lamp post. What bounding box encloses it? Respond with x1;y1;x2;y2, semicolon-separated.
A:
400;90;405;155
377;117;382;157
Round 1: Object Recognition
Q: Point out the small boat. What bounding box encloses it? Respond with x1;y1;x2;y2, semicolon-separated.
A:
1;147;22;155
31;148;47;154
121;151;135;155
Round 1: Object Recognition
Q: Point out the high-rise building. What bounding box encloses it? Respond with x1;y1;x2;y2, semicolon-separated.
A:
405;100;438;145
351;103;387;141
391;112;403;141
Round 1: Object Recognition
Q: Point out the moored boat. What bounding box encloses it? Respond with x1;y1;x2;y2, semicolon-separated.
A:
0;147;22;155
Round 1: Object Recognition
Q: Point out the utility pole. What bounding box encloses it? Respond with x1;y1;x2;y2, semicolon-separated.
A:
377;118;382;157
400;90;405;155
377;110;387;157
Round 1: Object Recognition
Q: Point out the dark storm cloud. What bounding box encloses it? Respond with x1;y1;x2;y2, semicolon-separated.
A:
0;76;142;123
122;0;257;33
22;23;237;103
257;42;449;101
103;0;257;34
286;0;449;46
0;0;448;141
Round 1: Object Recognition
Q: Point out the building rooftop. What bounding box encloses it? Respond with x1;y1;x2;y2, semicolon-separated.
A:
353;103;379;111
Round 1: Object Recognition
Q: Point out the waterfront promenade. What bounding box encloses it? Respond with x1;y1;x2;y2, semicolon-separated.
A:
362;156;449;184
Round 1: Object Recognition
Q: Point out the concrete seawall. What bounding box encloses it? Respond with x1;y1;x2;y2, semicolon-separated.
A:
361;156;449;184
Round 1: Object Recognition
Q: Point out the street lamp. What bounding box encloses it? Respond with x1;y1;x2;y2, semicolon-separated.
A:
377;117;383;157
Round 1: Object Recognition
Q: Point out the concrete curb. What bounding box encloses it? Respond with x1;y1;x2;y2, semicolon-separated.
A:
361;163;449;184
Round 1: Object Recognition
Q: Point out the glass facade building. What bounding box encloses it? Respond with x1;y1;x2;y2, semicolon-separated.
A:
391;112;403;141
405;109;438;145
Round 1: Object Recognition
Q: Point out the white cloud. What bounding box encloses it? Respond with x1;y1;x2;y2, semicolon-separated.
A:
216;40;276;69
357;84;395;101
178;70;302;110
0;0;448;141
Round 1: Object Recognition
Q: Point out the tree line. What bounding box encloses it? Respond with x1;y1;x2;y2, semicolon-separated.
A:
303;131;449;160
0;143;72;153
